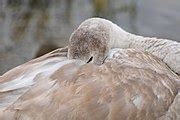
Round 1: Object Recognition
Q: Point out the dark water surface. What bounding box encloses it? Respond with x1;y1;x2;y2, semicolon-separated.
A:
0;0;180;75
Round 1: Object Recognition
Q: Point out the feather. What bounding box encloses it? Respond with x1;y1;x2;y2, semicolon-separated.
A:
0;48;179;120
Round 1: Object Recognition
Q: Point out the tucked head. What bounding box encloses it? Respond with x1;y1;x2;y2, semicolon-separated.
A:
67;25;110;65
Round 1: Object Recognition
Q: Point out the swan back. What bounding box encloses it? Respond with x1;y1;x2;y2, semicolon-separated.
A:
0;48;179;120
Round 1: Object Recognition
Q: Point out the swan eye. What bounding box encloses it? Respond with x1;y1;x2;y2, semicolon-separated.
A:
87;57;93;63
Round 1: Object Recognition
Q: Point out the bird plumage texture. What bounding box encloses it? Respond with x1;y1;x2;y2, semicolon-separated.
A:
68;18;180;74
0;48;179;120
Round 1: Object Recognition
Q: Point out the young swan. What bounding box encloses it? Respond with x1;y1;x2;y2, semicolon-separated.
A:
68;18;180;74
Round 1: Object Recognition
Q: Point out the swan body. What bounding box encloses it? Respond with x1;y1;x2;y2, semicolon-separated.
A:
68;18;180;74
0;18;179;119
0;48;179;120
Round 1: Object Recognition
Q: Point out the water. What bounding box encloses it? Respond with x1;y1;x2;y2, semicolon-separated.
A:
0;0;180;75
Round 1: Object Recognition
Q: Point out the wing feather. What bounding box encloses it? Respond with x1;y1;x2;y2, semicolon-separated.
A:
0;48;179;120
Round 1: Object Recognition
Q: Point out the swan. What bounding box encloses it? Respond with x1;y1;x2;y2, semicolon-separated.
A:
68;18;180;75
0;18;179;119
0;48;179;120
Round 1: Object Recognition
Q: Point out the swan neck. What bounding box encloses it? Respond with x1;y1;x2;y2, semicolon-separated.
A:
110;24;135;48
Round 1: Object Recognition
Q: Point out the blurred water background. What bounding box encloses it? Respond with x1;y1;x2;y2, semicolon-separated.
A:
0;0;180;75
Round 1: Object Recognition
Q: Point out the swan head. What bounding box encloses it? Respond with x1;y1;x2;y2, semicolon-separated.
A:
68;28;109;65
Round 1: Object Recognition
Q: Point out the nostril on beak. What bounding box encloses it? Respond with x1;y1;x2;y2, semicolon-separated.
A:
87;57;93;63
